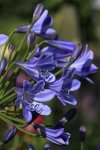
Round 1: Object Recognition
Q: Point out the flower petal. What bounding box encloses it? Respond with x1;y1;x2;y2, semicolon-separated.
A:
0;34;8;46
34;89;55;102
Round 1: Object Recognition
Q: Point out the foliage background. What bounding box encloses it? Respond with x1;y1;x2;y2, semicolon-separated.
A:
0;0;100;149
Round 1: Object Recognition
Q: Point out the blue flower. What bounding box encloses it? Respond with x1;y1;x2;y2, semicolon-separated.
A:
16;54;57;82
16;9;56;39
2;126;17;144
69;44;98;82
34;124;71;145
48;69;81;106
14;80;54;123
0;34;8;46
34;46;69;68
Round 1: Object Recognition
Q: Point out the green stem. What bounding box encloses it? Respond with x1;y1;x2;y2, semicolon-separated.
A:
81;141;84;150
27;40;46;60
0;93;16;105
16;127;38;137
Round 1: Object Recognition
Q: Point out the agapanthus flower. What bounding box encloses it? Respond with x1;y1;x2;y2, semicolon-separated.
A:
2;126;17;144
47;69;81;106
0;34;8;46
69;44;97;83
34;124;71;145
16;54;57;82
16;8;56;39
14;80;54;123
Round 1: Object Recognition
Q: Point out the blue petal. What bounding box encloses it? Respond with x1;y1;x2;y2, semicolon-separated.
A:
62;79;81;91
23;80;31;91
57;92;77;106
32;80;45;92
23;108;32;123
46;40;76;51
16;62;39;79
34;89;55;102
16;25;30;33
49;78;63;92
14;87;23;95
15;96;22;107
26;101;51;116
0;34;8;46
40;71;56;83
45;128;64;137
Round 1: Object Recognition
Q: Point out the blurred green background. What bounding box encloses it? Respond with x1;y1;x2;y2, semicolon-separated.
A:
0;0;100;149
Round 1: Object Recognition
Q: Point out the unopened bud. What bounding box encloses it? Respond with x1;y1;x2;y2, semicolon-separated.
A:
44;143;51;150
79;125;86;142
2;126;17;144
33;3;44;21
27;33;35;46
8;44;15;52
0;57;7;75
54;108;77;129
29;144;35;150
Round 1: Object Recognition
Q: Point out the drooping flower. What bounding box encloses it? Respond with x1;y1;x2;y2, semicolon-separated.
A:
69;44;98;83
16;8;56;39
34;124;71;145
2;126;17;144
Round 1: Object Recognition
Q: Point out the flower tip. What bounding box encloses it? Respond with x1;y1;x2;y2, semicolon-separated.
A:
33;3;44;21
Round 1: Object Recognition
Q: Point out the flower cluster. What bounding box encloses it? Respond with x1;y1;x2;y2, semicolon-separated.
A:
0;3;97;149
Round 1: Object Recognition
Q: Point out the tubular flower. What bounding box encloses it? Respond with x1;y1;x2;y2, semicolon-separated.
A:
34;124;71;146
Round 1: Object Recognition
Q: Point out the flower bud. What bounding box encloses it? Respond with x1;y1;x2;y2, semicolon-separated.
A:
0;57;7;75
44;144;51;150
8;44;15;52
29;144;35;150
54;108;77;129
27;33;35;46
33;3;44;21
2;126;17;144
79;125;86;142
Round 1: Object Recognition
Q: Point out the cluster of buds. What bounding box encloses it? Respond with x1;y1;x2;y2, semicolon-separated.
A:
0;3;98;149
